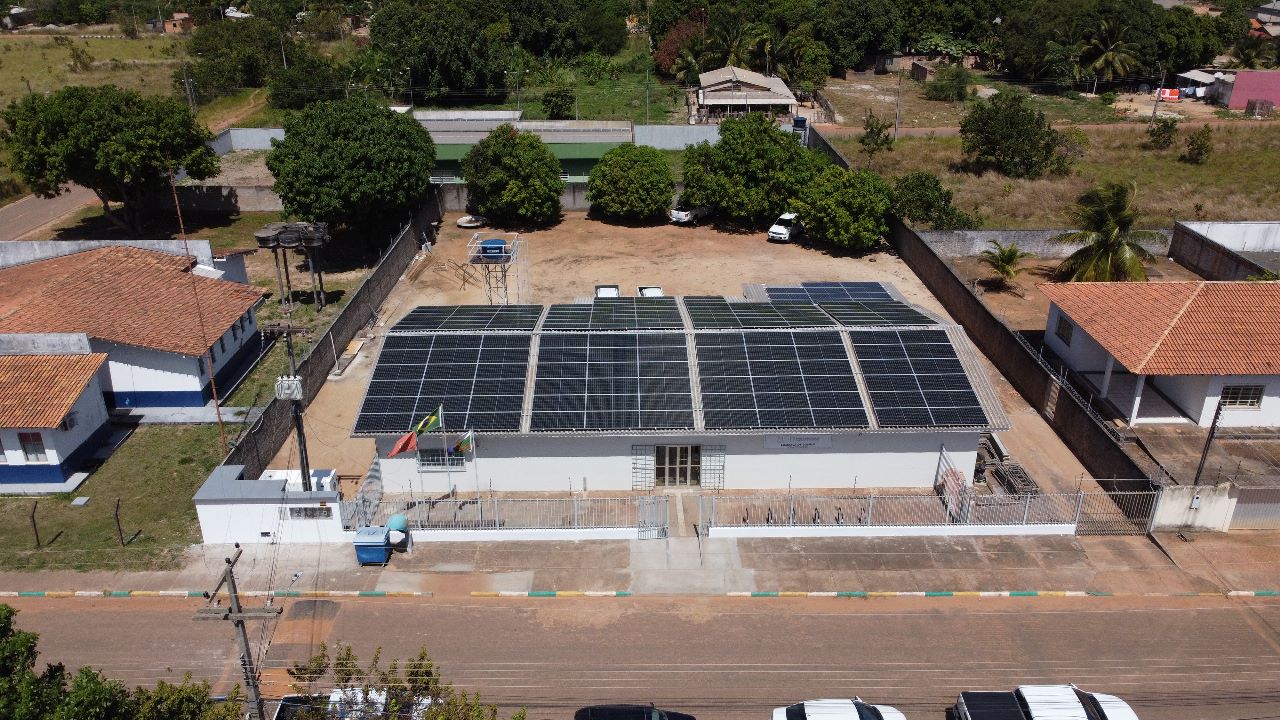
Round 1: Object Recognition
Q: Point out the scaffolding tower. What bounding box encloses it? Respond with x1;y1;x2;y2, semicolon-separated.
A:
467;232;529;305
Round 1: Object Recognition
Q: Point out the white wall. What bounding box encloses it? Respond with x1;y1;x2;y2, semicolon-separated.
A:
207;309;258;375
1203;376;1280;428
1150;483;1235;532
1181;221;1280;253
197;501;347;544
708;523;1075;538
0;374;107;467
1043;304;1116;373
92;339;204;395
376;431;978;494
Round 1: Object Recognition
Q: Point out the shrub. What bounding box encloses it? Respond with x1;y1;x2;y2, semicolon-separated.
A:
924;64;971;102
586;145;675;222
795;167;893;251
1098;91;1118;105
1180;124;1213;164
891;171;981;229
1147;117;1179;149
541;86;576;120
959;90;1071;178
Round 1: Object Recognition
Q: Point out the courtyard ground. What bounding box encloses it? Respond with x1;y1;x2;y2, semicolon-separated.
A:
269;211;1096;497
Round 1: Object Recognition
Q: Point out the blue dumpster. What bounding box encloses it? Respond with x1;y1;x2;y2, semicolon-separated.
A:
353;526;391;565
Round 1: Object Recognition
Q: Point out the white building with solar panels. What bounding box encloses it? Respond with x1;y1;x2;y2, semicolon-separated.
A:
354;282;1008;493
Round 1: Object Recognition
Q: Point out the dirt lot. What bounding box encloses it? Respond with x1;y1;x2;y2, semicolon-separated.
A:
271;211;1097;494
949;256;1204;332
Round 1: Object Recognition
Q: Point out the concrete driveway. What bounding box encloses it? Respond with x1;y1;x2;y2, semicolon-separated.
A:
0;185;96;239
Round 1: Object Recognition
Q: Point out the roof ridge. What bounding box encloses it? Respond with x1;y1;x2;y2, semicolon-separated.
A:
1134;281;1205;373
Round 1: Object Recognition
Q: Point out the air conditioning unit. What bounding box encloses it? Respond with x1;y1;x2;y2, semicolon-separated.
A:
58;412;77;432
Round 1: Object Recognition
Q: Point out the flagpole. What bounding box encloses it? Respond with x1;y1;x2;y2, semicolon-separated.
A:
472;433;483;526
441;405;453;496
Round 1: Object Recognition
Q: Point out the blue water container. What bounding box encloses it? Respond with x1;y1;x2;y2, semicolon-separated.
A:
352;526;391;565
387;514;409;533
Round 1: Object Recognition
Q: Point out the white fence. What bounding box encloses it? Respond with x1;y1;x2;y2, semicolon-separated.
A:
343;495;663;532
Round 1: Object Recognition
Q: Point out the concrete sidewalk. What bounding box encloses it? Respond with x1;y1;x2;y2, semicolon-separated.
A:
2;531;1276;597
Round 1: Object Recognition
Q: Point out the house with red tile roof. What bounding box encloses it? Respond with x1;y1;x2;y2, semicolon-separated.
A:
1040;281;1280;428
0;352;110;490
0;246;265;408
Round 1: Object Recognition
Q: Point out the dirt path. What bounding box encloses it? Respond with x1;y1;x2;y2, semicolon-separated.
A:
206;88;268;132
816;116;1266;138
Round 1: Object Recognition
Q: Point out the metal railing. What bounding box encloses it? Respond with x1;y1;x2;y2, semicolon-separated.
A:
701;491;1158;533
1008;330;1128;444
341;496;644;531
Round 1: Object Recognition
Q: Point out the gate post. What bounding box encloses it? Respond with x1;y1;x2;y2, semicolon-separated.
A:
1022;494;1031;524
1073;492;1084;525
1145;488;1163;534
866;496;875;525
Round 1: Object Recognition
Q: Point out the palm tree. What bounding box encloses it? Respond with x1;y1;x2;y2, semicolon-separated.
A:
704;17;755;69
672;47;703;85
1229;35;1277;69
1053;182;1166;282
1082;21;1139;94
979;240;1036;292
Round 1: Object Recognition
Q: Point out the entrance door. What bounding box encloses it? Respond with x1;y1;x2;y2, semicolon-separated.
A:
654;445;701;487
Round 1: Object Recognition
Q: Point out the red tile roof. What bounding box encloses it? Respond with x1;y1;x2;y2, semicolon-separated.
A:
1041;281;1280;376
0;247;264;357
0;353;107;428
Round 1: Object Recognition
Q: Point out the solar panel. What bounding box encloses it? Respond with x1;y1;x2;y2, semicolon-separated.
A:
684;297;836;329
389;305;543;333
530;333;694;431
764;281;892;303
354;333;530;434
542;297;684;331
849;329;988;428
819;300;937;326
696;331;869;429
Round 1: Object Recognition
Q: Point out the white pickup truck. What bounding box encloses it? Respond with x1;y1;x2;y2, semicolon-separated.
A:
954;685;1140;720
774;698;906;720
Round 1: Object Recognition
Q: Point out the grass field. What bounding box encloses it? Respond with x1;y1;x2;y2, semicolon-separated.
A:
0;148;24;207
0;424;225;571
0;34;183;107
834;123;1280;229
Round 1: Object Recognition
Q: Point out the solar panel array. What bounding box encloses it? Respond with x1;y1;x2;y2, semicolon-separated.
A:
819;300;936;327
684;297;835;329
530;333;694;431
353;334;530;434
765;281;893;303
696;331;869;429
542;297;684;331
389;305;542;333
850;329;988;428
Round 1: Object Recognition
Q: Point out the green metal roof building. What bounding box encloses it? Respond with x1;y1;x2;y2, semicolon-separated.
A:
431;142;624;184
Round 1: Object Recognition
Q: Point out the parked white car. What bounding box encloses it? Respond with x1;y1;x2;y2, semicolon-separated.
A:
670;206;711;225
773;698;906;720
954;684;1140;720
767;212;803;242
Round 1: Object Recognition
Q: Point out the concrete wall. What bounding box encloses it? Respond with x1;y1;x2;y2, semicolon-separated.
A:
210;128;285;155
919;230;1169;260
375;431;976;493
197;500;347;544
435;182;591;212
0;374;109;485
0;333;92;355
633;124;720;149
1150;482;1236;532
1168;222;1274;280
1152;375;1211;422
708;523;1076;538
1043;304;1115;374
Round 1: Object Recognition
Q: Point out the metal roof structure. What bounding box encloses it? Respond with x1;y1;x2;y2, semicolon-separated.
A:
353;284;1008;438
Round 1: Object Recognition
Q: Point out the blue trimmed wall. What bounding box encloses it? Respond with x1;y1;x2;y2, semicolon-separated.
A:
105;335;263;409
0;422;111;485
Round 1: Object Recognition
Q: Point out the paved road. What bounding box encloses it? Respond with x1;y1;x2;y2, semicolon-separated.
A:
0;186;96;239
9;596;1280;720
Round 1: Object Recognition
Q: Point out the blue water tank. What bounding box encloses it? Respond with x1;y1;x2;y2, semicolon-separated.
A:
352;526;391;565
793;116;808;130
387;514;408;532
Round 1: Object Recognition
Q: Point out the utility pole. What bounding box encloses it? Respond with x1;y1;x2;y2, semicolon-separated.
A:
280;34;288;69
1192;399;1225;486
645;67;650;124
1150;64;1166;124
181;63;196;112
894;70;902;140
194;545;282;720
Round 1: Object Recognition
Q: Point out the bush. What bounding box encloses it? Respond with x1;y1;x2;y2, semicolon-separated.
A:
586;145;675;222
959;90;1071;178
924;64;971;102
1098;91;1118;105
1147;117;1179;149
461;124;565;226
891;171;981;229
795;167;893;250
1180;124;1213;164
541;86;576;120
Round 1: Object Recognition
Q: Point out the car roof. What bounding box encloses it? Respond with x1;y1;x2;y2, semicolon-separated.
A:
778;212;798;219
802;699;861;719
1017;686;1089;720
1089;693;1140;720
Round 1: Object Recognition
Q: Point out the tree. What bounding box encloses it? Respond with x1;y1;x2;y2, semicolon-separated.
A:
180;17;297;100
1180;124;1213;165
1228;35;1276;69
890;171;979;229
268;52;344;109
794;166;893;250
579;5;627;55
671;46;704;84
1;85;218;237
923;64;971;101
979;239;1035;291
655;16;706;75
541;86;576;120
1157;6;1222;73
370;0;510;100
1052;181;1164;281
267;99;436;234
586;144;676;222
703;15;758;69
1215;0;1252;47
857;110;894;169
1146;116;1178;149
1083;21;1140;93
819;0;903;70
647;0;702;41
959;90;1070;179
773;31;831;95
679;113;828;228
461;124;565;226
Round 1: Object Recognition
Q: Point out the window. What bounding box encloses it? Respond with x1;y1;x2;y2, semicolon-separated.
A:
655;445;700;486
1055;316;1074;346
287;506;333;520
18;432;47;463
417;448;466;471
1221;384;1265;409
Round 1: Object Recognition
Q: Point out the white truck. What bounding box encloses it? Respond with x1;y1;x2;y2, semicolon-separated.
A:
953;685;1140;720
773;698;906;720
767;212;803;242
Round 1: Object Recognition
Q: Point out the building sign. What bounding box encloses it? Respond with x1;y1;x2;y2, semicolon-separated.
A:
764;434;832;449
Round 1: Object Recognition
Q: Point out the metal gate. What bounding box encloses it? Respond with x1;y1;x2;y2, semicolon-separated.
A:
1230;487;1280;530
637;496;669;539
1076;491;1159;535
